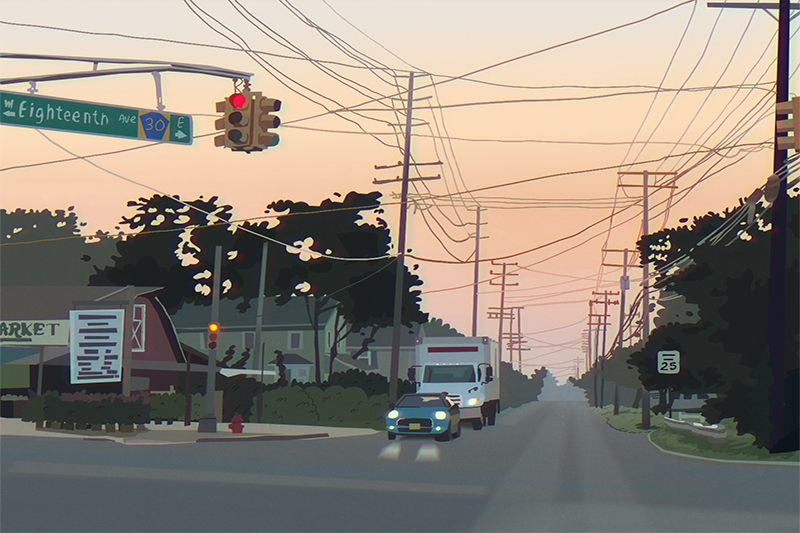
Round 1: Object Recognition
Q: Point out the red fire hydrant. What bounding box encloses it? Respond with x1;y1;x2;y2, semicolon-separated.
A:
228;413;244;434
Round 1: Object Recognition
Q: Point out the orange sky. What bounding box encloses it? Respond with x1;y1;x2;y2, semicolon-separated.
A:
1;0;797;381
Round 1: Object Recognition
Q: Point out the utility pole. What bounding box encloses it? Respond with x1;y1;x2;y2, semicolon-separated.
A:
467;207;487;337
487;261;518;363
709;0;798;453
587;300;611;407
373;72;441;403
581;329;591;374
504;306;528;372
254;242;269;424
618;170;676;428
602;247;633;415
198;245;222;433
592;290;620;409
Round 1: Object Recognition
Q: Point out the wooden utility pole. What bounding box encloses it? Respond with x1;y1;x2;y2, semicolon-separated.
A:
487;261;518;363
503;306;528;372
709;0;798;452
602;247;637;415
254;242;269;423
618;170;676;428
467;207;487;337
592;290;619;409
587;302;610;407
374;72;441;403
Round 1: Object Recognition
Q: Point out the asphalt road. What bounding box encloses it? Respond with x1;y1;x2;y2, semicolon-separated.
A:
1;401;798;533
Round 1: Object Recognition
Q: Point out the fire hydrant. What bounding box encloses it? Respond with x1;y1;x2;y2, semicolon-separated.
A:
228;413;244;434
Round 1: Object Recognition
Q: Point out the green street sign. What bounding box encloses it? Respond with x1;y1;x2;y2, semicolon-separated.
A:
0;90;192;145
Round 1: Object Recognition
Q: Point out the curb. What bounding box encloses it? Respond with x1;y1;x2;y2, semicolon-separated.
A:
646;431;800;466
195;432;330;443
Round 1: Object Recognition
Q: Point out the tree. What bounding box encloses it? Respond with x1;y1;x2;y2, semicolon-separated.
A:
266;192;428;382
1;207;117;286
90;194;249;312
91;191;430;384
628;190;798;451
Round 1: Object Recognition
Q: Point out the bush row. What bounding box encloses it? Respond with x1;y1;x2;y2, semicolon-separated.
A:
252;385;391;430
20;390;196;427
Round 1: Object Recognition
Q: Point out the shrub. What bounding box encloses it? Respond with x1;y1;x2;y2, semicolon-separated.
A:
21;391;55;423
255;386;319;425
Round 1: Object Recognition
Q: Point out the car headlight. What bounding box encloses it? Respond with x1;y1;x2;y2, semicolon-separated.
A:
467;398;480;406
387;409;400;419
434;410;447;420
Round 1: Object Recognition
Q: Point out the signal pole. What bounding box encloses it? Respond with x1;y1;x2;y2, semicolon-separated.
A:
198;245;222;433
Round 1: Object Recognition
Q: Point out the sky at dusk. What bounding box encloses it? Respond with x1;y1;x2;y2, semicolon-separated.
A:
1;0;797;381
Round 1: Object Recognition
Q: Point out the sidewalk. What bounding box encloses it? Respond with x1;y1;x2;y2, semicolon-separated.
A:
0;418;378;445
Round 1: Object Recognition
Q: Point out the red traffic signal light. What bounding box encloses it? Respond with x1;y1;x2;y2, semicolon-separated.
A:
229;92;247;109
207;322;220;350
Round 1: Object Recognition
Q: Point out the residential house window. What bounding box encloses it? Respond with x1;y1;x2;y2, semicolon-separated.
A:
289;332;302;350
132;303;146;352
294;367;309;382
355;350;377;368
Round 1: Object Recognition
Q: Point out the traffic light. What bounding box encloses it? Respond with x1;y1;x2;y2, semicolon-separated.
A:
777;97;799;151
255;96;281;149
214;92;254;150
207;322;220;350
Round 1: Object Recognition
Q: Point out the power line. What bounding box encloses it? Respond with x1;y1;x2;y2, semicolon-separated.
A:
284;0;698;125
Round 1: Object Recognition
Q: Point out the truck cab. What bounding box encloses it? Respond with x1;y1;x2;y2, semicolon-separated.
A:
409;336;500;430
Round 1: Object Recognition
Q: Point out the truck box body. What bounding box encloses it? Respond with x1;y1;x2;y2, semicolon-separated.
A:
412;336;500;428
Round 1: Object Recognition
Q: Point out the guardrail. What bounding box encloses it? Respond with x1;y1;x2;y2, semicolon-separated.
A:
663;417;728;447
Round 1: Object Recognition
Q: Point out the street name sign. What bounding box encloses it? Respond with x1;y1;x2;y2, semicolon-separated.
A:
657;350;680;374
0;90;192;145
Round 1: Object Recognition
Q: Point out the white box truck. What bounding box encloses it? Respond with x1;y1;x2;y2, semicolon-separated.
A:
408;336;500;430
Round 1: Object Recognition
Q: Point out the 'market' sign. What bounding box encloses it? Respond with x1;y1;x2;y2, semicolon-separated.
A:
0;90;192;144
0;320;69;345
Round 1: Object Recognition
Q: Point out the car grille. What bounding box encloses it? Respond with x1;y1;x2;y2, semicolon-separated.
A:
448;395;462;406
397;418;433;433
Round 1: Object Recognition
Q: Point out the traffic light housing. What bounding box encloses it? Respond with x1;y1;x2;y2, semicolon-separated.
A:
256;96;281;149
207;323;219;350
214;91;281;152
777;97;799;151
214;92;254;151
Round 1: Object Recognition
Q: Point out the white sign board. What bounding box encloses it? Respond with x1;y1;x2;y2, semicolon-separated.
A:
69;310;124;384
0;320;69;345
657;350;680;374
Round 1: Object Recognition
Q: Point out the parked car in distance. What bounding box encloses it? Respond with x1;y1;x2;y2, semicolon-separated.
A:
386;393;461;441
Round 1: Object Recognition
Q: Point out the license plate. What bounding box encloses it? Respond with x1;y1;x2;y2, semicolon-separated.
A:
409;423;421;430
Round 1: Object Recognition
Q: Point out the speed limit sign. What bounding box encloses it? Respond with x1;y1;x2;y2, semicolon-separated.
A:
658;351;680;374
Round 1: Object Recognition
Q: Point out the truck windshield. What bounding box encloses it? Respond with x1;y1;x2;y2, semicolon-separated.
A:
423;365;476;383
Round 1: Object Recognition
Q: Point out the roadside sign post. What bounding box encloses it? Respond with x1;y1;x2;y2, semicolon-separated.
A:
0;90;192;144
658;350;680;374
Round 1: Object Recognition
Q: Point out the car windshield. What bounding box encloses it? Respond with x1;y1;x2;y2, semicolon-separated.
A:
423;365;476;383
396;395;445;408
